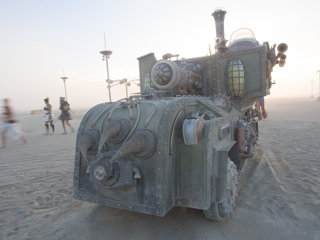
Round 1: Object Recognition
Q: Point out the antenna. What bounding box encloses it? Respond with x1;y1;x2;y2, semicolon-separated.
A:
104;33;107;50
61;67;68;101
100;34;113;102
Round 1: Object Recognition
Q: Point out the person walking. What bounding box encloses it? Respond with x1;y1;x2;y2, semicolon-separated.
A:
1;98;27;148
43;97;55;135
58;97;74;135
254;97;267;120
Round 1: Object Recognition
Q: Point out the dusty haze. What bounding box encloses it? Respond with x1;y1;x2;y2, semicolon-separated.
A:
1;0;320;112
0;97;320;239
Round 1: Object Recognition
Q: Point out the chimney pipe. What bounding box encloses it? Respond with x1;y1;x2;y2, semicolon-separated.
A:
212;9;228;53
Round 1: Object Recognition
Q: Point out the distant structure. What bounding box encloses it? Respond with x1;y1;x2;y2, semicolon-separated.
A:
61;68;68;101
100;45;140;100
29;109;44;115
100;49;113;102
317;68;320;101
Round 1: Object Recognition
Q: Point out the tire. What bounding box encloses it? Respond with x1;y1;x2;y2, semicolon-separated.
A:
204;159;238;221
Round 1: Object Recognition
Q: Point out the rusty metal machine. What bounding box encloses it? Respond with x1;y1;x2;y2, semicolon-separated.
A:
74;9;288;220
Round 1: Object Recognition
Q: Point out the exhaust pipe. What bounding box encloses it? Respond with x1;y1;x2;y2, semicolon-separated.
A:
212;9;228;53
111;130;157;161
111;133;148;161
98;120;122;153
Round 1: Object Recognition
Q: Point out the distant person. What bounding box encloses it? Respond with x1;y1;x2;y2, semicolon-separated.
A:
43;97;55;135
58;97;74;135
1;98;27;148
255;97;267;120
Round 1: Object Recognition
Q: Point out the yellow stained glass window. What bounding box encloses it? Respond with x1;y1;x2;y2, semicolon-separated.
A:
226;58;246;97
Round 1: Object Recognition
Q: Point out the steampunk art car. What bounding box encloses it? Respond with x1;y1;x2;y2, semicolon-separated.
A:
73;9;287;220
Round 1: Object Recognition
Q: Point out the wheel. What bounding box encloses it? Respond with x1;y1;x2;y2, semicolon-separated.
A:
204;159;238;221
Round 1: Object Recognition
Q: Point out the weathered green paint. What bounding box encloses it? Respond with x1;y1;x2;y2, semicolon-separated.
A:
74;10;287;220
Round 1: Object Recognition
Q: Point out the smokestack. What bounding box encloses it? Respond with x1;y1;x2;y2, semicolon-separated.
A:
212;9;228;53
212;9;227;39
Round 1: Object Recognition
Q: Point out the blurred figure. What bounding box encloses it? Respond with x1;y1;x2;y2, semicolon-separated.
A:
43;97;55;135
255;97;267;120
58;97;74;135
1;98;27;148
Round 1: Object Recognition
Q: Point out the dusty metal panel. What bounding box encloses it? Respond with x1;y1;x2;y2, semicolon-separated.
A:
212;139;236;202
137;53;157;91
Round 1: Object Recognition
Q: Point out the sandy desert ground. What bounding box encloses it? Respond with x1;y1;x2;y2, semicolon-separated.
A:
0;98;320;240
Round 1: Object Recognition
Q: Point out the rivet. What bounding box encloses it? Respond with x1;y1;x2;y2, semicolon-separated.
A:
157;211;160;214
157;202;160;205
106;202;108;204
158;152;161;154
118;204;120;206
158;168;161;171
159;140;162;143
158;186;160;189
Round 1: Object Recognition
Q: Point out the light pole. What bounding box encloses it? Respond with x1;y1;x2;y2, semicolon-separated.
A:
61;76;68;101
310;81;314;98
100;50;113;102
317;69;320;101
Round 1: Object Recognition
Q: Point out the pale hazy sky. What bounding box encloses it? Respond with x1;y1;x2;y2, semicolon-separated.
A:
1;0;320;112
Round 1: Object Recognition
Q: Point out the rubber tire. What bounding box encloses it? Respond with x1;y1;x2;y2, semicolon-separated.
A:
204;159;237;221
203;202;225;221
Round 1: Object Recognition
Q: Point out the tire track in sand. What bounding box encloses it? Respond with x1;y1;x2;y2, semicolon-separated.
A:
264;149;290;191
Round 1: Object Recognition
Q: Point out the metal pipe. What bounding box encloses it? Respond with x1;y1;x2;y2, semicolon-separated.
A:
196;99;223;116
64;80;67;101
108;106;123;121
212;9;227;40
236;126;245;153
106;56;112;102
91;98;127;128
124;103;141;142
141;101;157;127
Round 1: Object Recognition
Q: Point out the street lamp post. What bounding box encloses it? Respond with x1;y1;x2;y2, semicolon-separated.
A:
100;50;113;102
317;69;320;101
61;76;68;101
